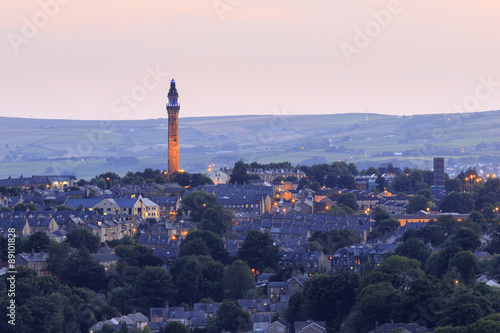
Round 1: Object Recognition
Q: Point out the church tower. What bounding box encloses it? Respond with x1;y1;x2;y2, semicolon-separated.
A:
167;79;180;174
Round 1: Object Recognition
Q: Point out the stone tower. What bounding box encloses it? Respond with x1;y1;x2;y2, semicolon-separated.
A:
167;79;180;174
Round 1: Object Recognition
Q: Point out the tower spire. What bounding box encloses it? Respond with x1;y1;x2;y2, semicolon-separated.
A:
167;79;180;174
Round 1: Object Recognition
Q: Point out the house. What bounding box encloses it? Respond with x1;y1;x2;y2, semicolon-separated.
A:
247;168;306;183
27;216;58;234
280;251;330;275
151;196;180;219
89;311;149;333
113;197;159;219
0;217;32;238
294;320;326;333
15;251;50;276
266;319;292;333
474;251;493;261
0;175;77;191
267;282;286;299
90;247;121;270
257;272;277;286
282;276;309;296
149;305;213;327
355;175;378;191
252;314;271;332
64;196;159;219
207;169;231;185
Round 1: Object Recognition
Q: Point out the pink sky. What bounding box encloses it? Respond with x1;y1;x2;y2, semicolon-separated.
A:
1;0;499;120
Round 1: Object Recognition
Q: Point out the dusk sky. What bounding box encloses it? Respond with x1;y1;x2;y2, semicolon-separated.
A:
1;1;499;120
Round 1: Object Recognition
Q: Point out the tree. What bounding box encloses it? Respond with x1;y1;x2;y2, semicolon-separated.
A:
191;173;214;187
406;195;430;214
135;266;174;308
323;205;354;216
179;192;218;222
369;219;400;240
342;282;401;333
373;207;390;223
483;202;498;223
439;192;475;214
426;245;462;279
448;251;480;286
180;230;229;263
23;231;51;252
437;215;459;236
215;300;253;333
394;175;413;191
338;174;356;189
120;322;130;333
445;178;462;192
395;238;430;267
201;207;234;235
238;230;281;273
309;182;321;191
229;160;259;185
224;260;255;300
437;289;494;327
376;175;387;192
171;171;192;187
179;238;210;257
324;173;338;188
170;255;224;304
377;255;424;291
365;166;380;176
300;272;360;330
308;229;361;254
449;227;481;251
14;203;37;211
60;248;106;291
65;228;101;253
402;225;446;246
164;321;189;333
337;193;359;211
46;241;74;279
466;314;500;333
394;276;441;327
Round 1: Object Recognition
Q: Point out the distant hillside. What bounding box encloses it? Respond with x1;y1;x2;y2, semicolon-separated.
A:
1;110;499;179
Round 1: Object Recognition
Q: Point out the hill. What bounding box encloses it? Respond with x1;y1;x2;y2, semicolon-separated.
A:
0;110;499;179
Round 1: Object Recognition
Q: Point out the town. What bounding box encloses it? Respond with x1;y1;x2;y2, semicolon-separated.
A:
1;157;500;333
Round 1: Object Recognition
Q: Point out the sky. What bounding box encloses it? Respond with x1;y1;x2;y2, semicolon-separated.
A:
1;0;500;120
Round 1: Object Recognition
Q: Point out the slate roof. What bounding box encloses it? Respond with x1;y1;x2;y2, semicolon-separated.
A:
64;198;103;208
152;196;179;205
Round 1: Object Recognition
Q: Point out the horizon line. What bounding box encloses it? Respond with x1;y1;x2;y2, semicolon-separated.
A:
1;109;499;122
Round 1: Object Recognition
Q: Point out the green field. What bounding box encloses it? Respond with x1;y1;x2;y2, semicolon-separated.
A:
0;111;499;179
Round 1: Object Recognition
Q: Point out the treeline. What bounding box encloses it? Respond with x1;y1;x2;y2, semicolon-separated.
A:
285;211;500;332
80;168;213;189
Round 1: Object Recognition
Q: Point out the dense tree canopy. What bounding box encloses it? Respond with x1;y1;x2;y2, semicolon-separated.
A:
238;230;281;273
65;228;101;253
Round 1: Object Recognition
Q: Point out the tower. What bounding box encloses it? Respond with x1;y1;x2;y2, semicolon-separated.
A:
167;79;180;174
433;157;445;187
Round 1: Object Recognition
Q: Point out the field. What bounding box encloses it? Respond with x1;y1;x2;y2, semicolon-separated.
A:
0;110;499;179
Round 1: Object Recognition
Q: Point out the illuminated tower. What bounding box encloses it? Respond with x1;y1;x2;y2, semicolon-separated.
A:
167;79;180;174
